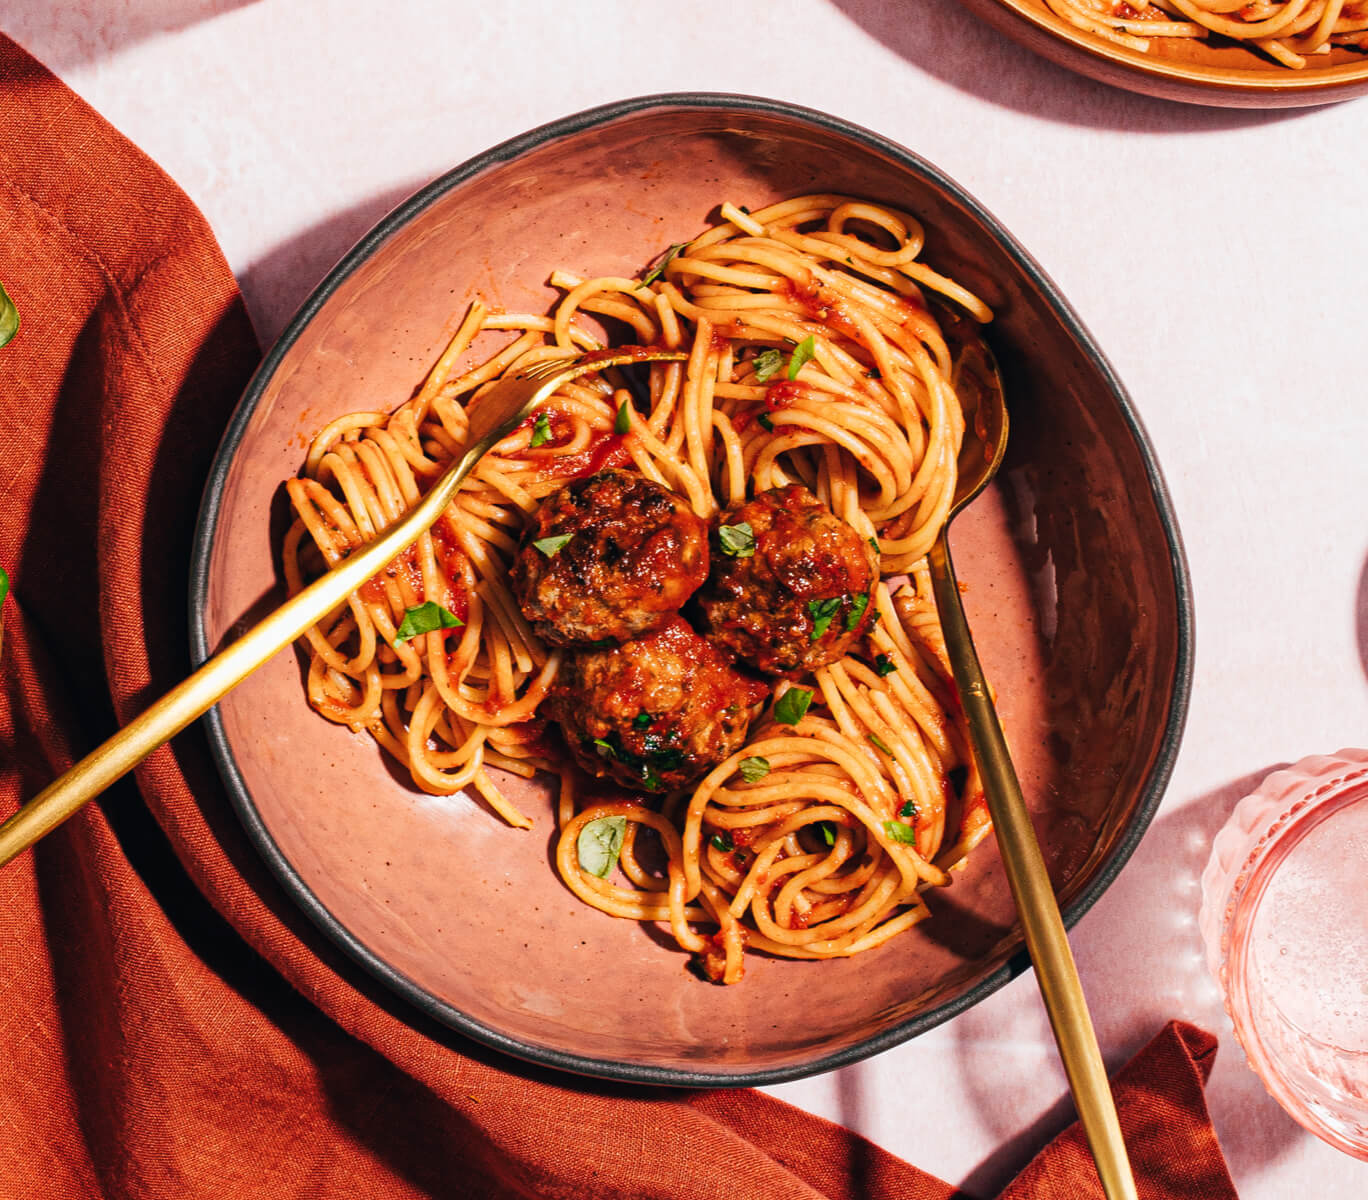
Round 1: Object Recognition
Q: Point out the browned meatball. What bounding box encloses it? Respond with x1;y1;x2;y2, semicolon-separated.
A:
511;469;709;647
549;617;765;793
694;484;878;675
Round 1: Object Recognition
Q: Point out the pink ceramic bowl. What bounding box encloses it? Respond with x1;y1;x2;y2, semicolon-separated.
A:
190;94;1192;1085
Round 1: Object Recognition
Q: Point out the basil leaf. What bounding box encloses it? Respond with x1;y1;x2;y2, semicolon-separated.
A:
394;600;463;643
717;522;755;558
641;241;687;286
807;597;841;641
615;398;632;435
632;712;653;730
710;830;734;852
874;654;897;677
844;591;870;632
899;799;917;818
577;815;627;878
756;411;775;432
738;756;770;783
529;411;552;448
817;821;836;847
867;732;893;755
0;282;18;349
787;335;816;380
533;533;573;557
883;819;917;845
0;565;8;609
752;348;783;383
593;738;617;760
773;686;812;726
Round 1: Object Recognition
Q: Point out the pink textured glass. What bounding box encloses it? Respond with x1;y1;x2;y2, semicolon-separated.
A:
1199;749;1368;1159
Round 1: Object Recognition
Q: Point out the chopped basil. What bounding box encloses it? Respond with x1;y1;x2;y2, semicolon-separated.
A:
592;738;617;760
773;686;813;726
577;815;627;878
807;597;841;641
717;522;755;558
787;335;816;380
710;830;734;852
867;732;893;755
817;821;836;846
533;533;573;557
883;819;917;845
738;756;770;783
632;712;653;730
866;367;881;380
529;410;552;448
756;411;775;432
590;638;615;649
614;397;632;435
641;241;687;286
752;348;783;383
0;565;8;609
899;799;917;818
844;592;870;632
394;600;463;643
0;282;17;349
874;654;897;677
867;535;880;553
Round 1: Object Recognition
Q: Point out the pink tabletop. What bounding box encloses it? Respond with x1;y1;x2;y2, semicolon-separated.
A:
12;1;1367;1193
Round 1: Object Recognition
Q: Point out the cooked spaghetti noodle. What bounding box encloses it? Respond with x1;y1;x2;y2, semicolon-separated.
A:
283;195;995;981
1044;0;1368;68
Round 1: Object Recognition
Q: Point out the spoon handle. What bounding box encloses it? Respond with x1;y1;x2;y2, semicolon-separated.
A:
927;530;1138;1200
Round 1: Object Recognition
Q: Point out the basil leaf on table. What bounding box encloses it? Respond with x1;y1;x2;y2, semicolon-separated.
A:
577;815;627;878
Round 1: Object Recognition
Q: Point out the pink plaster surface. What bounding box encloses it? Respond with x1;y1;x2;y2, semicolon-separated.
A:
9;1;1368;1195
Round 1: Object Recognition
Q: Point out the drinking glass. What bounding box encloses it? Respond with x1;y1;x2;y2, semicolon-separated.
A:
1199;749;1368;1159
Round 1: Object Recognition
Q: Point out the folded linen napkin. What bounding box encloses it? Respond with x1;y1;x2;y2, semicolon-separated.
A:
0;32;1237;1200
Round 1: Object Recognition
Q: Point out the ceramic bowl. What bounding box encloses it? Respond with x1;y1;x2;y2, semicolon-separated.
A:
958;0;1368;107
190;93;1193;1086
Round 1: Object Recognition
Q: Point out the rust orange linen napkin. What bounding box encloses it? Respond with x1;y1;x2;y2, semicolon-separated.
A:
0;33;1238;1200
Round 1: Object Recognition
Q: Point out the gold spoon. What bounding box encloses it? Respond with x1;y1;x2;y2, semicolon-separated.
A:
927;309;1138;1200
0;347;686;867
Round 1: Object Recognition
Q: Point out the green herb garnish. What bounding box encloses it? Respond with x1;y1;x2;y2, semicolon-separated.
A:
807;597;841;641
632;712;653;730
641;242;687;287
529;411;552;448
883;819;917;845
752;348;783;383
774;686;813;726
0;282;18;349
394;600;463;643
817;821;836;846
577;815;627;878
0;566;8;610
710;830;734;852
738;756;770;783
592;738;617;760
867;732;893;755
533;533;573;557
717;522;755;558
844;592;870;632
874;654;897;677
614;397;632;435
787;335;816;380
899;799;917;819
756;412;775;432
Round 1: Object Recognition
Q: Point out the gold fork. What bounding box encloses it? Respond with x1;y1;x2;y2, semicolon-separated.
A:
0;347;686;867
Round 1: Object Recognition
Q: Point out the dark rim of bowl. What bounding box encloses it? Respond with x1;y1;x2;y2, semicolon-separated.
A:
189;90;1195;1089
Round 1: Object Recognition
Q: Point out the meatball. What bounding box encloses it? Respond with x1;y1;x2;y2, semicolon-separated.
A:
694;484;879;675
549;617;763;793
511;469;709;647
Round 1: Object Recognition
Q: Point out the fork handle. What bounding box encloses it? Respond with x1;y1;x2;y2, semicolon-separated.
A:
927;530;1138;1200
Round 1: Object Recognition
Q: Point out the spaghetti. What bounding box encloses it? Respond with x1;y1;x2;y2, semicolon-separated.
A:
1043;0;1368;68
283;195;995;982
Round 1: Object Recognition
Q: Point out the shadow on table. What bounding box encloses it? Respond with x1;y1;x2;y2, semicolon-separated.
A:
829;0;1321;134
943;768;1309;1196
237;180;432;347
5;0;259;71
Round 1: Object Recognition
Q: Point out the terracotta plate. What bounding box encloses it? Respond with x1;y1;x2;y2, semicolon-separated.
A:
190;93;1193;1086
958;0;1368;107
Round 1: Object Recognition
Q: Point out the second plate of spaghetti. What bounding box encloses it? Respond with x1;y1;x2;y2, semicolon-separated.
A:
192;94;1192;1085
